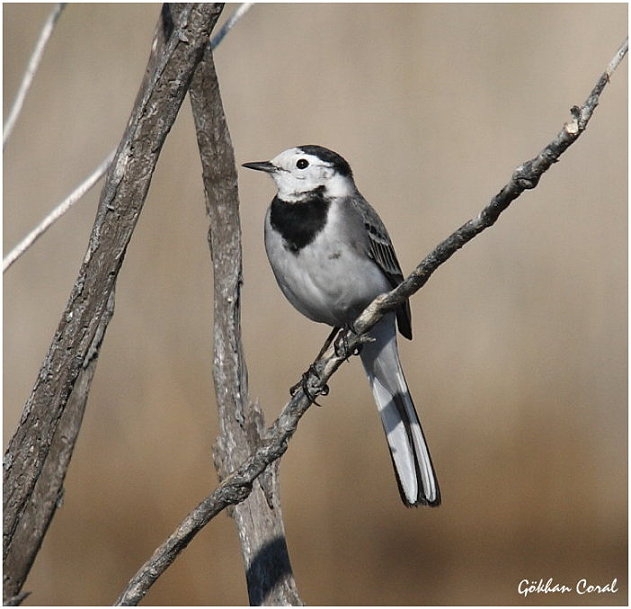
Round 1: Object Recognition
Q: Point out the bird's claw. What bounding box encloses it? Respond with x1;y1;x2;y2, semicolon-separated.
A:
290;363;329;406
334;327;363;359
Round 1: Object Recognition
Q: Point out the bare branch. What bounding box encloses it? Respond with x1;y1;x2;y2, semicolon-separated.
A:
3;3;66;148
606;37;628;76
3;591;31;607
114;34;627;607
3;151;114;272
3;4;223;602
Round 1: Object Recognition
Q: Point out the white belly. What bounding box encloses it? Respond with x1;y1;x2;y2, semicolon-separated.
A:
264;204;390;328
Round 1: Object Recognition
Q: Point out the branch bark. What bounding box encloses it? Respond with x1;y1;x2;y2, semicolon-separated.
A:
3;4;223;603
114;33;628;608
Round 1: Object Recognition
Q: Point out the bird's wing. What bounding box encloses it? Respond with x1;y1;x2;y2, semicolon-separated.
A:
351;196;413;340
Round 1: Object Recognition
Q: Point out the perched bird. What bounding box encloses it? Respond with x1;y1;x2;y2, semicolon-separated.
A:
243;145;440;507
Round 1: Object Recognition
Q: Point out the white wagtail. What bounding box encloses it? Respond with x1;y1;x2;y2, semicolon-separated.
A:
243;145;440;507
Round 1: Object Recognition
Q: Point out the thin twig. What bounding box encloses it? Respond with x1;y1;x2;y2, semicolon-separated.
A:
210;2;253;49
3;151;115;273
115;35;627;607
607;36;629;76
3;3;66;148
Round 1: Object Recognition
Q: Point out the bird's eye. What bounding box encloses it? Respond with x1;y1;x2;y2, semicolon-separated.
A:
296;158;309;170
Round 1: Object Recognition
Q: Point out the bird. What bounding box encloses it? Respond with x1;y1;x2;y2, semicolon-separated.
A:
243;145;440;507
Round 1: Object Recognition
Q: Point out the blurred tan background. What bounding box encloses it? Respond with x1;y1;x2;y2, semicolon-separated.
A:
3;3;627;606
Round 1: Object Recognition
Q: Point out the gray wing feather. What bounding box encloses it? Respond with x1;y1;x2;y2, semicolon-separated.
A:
351;196;413;340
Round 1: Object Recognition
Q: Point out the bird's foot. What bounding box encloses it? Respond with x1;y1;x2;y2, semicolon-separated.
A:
334;325;363;360
290;363;329;407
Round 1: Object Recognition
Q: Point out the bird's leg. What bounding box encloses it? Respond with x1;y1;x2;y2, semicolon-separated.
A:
316;326;340;360
333;323;363;359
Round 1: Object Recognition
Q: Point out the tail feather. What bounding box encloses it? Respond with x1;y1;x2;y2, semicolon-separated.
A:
359;313;440;507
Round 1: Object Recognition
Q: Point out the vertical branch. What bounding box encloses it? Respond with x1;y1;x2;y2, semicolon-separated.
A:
188;26;303;608
3;4;222;603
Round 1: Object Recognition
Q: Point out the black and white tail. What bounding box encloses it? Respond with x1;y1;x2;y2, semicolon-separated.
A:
359;313;440;507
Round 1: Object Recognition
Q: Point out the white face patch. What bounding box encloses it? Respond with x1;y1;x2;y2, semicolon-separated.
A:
268;147;356;202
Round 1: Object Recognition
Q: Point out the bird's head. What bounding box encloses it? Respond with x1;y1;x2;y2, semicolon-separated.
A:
243;145;356;202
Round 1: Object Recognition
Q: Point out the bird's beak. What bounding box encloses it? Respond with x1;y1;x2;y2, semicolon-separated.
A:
242;160;276;173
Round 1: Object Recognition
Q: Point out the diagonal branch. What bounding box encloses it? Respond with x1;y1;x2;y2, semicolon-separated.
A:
114;34;627;607
209;2;253;49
